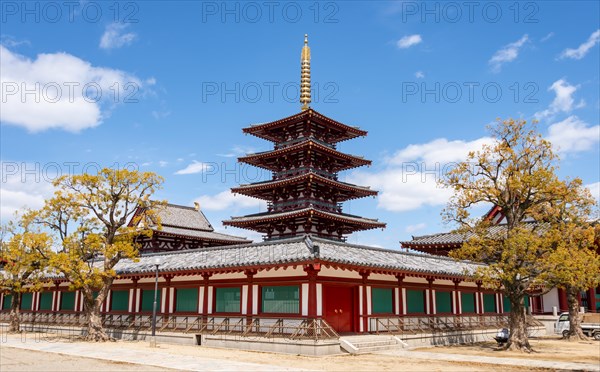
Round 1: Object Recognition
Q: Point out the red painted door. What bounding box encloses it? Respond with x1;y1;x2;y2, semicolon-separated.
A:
324;285;354;333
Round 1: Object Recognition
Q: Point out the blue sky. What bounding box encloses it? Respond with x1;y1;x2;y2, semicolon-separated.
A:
1;1;599;248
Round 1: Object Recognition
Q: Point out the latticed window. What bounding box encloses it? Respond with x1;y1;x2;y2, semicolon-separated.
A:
2;295;13;310
461;292;476;313
21;293;33;310
39;292;52;310
435;291;452;313
175;288;198;312
406;289;425;313
215;287;241;313
141;289;161;312
372;288;393;314
111;290;129;311
261;285;299;314
60;292;75;311
483;293;496;313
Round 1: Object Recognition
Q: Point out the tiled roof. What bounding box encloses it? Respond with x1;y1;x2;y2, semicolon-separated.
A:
111;235;482;277
156;226;250;243
223;207;385;227
157;204;213;231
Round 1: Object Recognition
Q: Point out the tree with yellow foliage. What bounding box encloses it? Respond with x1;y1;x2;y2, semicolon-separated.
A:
36;168;164;341
441;118;596;351
0;212;53;332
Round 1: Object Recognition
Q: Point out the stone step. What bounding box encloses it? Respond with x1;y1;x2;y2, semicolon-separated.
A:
354;344;404;354
350;340;398;348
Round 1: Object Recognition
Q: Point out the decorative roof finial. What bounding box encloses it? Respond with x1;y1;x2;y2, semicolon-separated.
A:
300;34;311;111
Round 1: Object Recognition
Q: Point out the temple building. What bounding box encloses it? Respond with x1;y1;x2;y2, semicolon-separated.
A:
0;36;521;352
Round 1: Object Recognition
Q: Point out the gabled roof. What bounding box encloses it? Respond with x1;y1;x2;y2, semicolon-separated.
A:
110;235;483;278
157;204;214;231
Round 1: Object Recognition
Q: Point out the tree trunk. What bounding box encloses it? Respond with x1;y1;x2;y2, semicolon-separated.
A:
82;289;110;341
565;286;588;340
8;292;21;333
505;295;532;352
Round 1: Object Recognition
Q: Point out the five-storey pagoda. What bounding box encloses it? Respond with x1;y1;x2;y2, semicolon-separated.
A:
223;35;385;241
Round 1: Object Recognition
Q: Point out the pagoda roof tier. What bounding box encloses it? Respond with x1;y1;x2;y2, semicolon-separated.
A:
239;139;371;172
231;172;377;202
243;109;367;144
223;207;385;233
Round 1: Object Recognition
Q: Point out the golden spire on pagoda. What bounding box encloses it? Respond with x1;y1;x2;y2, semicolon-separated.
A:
300;34;311;111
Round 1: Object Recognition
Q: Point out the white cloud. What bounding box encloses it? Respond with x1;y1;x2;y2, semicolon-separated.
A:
217;146;256;158
415;71;425;79
174;161;212;175
194;190;265;212
405;223;426;234
559;29;600;60
0;46;144;132
397;34;422;49
489;34;529;73
541;32;554;42
586;182;600;202
0;162;55;221
547;116;600;153
387;137;493;165
349;136;494;212
158;161;168;167
535;79;585;120
99;23;137;50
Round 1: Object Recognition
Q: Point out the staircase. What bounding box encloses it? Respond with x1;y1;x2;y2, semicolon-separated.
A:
340;335;407;354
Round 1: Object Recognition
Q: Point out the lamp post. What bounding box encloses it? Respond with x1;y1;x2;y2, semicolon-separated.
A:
150;256;160;347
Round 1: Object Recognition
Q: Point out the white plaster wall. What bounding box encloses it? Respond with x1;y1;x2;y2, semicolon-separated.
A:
543;287;560;313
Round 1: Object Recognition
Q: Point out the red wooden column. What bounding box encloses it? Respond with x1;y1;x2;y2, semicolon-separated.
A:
245;269;257;324
558;288;568;312
201;273;211;320
395;275;404;315
304;264;320;319
360;271;370;332
587;288;597;312
427;278;435;315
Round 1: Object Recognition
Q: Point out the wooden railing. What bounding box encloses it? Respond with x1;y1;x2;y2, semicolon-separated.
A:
371;315;544;335
0;312;339;341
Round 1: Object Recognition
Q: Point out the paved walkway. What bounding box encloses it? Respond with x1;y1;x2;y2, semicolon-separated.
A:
379;348;600;371
0;335;312;372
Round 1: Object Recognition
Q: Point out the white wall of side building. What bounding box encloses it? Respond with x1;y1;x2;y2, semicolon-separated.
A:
542;287;560;313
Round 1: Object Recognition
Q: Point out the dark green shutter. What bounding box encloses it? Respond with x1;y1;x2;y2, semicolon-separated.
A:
406;289;425;314
461;292;475;313
261;286;299;314
141;289;161;312
111;290;129;311
39;292;53;311
524;295;530;307
3;295;13;310
483;293;496;313
175;288;198;312
215;287;241;313
435;291;452;313
60;292;75;311
503;295;511;312
372;288;393;314
21;293;33;310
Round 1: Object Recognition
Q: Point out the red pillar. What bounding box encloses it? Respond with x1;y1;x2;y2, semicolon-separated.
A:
558;288;568;312
395;275;404;315
587;288;596;312
305;264;320;319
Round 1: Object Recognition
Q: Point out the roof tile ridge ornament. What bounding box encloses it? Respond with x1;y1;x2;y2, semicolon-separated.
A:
300;34;311;111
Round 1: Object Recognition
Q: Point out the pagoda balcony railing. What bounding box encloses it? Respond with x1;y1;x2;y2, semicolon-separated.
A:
268;199;341;213
275;167;337;180
274;136;336;150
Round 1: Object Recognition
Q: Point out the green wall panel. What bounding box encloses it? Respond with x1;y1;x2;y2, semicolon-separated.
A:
111;290;129;311
461;292;476;313
435;291;452;313
141;289;161;312
372;288;393;314
39;292;53;311
262;286;299;314
215;287;241;313
21;293;33;310
483;293;496;313
175;288;198;312
406;289;425;314
3;295;13;310
503;295;511;312
60;292;75;311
